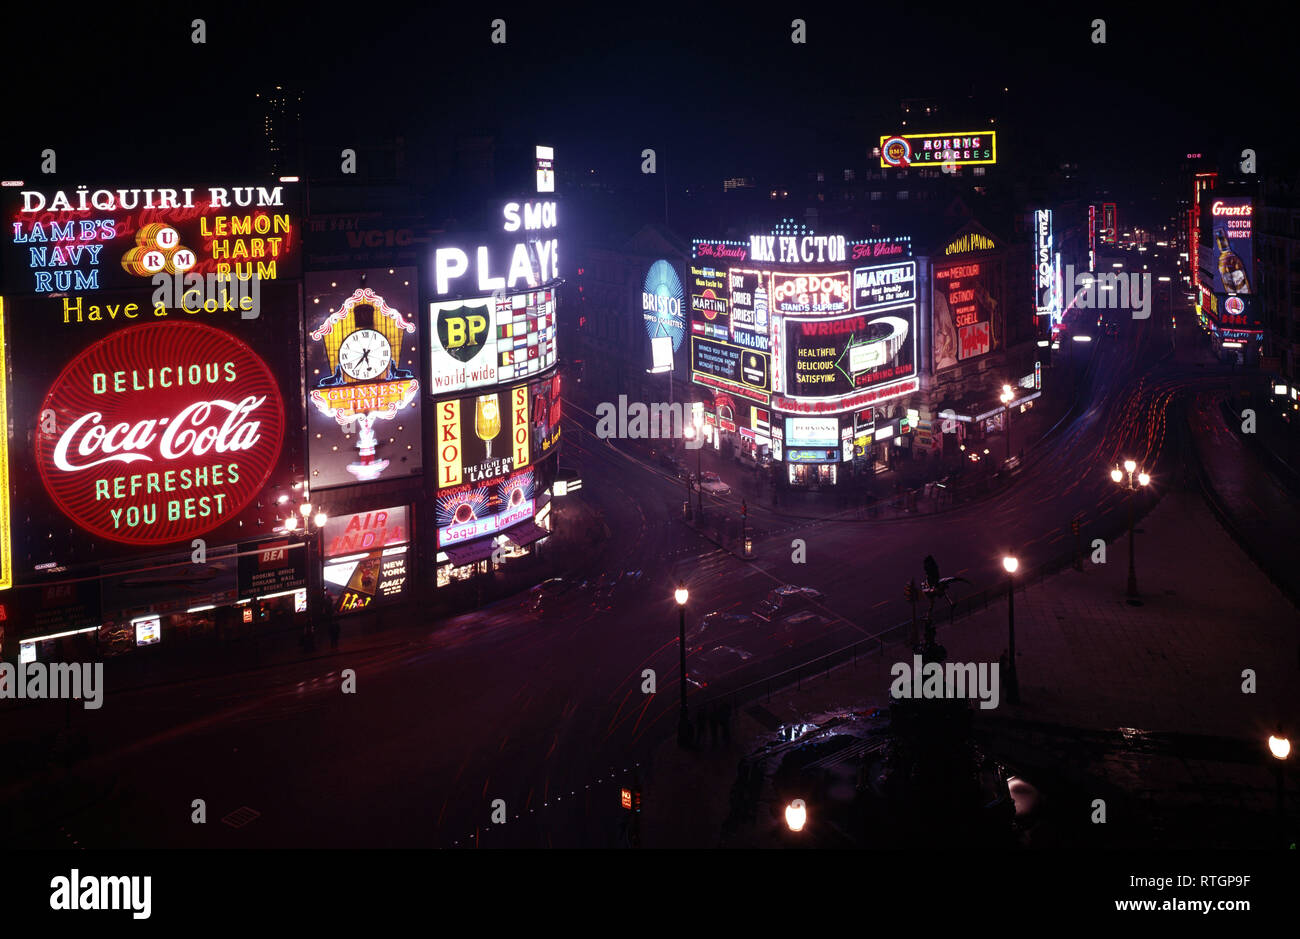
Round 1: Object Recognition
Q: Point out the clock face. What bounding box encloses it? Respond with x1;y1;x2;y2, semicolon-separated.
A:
338;328;392;381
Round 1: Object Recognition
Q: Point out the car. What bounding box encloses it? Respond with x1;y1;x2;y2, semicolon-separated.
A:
686;611;758;651
686;644;754;690
524;577;575;614
754;585;824;621
770;610;833;648
696;471;731;496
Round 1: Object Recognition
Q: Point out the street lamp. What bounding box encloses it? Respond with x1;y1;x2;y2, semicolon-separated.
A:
675;583;690;747
1002;555;1020;704
1270;726;1291;848
785;798;807;832
999;384;1014;465
1111;460;1150;599
289;499;328;632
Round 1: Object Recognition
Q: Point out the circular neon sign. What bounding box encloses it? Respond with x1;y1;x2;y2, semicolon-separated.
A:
882;137;911;167
1224;295;1245;316
35;321;286;545
641;259;686;351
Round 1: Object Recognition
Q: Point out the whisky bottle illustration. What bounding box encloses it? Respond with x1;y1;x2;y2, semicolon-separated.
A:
1216;230;1251;295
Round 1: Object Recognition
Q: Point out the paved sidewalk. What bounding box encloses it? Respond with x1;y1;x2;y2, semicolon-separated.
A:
644;486;1300;847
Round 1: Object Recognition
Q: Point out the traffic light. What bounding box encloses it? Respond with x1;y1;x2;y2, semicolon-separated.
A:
741;499;747;518
904;581;919;602
1071;516;1081;535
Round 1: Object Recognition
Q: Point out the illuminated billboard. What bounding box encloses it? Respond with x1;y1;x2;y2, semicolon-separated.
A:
642;260;686;352
880;132;996;168
853;260;915;310
933;261;997;369
319;504;412;614
783;304;916;400
322;505;410;557
33;320;286;546
691;338;770;403
784;417;838;448
306;271;422;488
1201;196;1259;335
435;466;536;547
727;268;770;343
1204;198;1253;296
529;372;563;462
429;200;559;300
434;384;531;489
1034;210;1054;314
769;271;852;316
428;288;556;395
1102;203;1117;244
5;183;300;294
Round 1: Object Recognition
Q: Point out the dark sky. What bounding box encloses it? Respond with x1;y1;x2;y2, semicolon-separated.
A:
3;3;1293;189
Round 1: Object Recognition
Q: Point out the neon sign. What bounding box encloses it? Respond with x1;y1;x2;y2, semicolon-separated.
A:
770;271;852;315
642;260;686;352
34;321;285;545
1034;210;1054;314
7;184;298;294
431;201;559;297
749;234;845;264
880;132;997;168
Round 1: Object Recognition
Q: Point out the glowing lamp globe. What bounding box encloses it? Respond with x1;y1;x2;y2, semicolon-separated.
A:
785;799;807;832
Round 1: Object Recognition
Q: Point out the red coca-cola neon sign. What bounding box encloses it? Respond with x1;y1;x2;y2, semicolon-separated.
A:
35;321;285;545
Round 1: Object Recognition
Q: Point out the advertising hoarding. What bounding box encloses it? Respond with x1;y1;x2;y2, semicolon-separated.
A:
690;338;770;403
33;319;287;546
642;260;686;352
324;545;409;614
2;182;304;577
880;132;996;168
429;200;558;300
322;505;410;558
932;261;997;369
306;271;422;488
784;417;838;448
1034;210;1054;314
435;384;531;489
783;304;916;399
853;261;915;310
769;271;852;315
435;466;536;547
5;183;301;294
428;289;557;396
237;539;308;599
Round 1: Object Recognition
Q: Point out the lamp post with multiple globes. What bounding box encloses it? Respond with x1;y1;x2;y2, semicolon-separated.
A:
1110;460;1150;598
999;384;1014;466
286;499;329;629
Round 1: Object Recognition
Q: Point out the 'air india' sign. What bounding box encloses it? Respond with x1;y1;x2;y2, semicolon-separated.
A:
35;321;285;545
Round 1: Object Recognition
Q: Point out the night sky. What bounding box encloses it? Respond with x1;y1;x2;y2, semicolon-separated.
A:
3;4;1293;191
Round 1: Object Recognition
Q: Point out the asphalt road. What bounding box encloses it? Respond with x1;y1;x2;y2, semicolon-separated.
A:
4;258;1272;847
